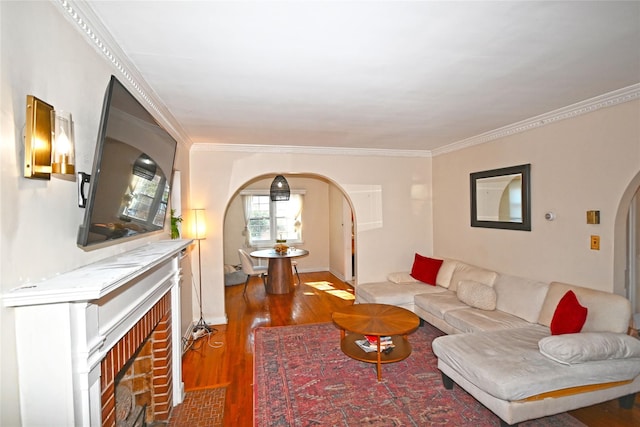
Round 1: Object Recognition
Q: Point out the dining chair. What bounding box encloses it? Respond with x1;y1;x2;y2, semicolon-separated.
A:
292;260;301;285
238;249;267;295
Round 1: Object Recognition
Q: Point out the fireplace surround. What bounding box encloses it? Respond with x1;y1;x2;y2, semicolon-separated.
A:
4;239;191;426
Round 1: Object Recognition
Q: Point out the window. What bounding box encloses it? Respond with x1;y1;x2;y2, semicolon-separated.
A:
122;173;169;227
242;191;304;246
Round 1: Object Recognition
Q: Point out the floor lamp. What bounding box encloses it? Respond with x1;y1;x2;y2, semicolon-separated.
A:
193;208;211;333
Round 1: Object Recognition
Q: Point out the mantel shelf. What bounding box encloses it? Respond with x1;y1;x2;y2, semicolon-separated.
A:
3;239;192;307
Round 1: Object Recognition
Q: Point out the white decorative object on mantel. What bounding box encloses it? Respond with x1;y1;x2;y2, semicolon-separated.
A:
3;239;192;427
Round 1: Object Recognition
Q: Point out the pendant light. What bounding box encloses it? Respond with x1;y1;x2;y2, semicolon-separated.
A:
270;175;290;201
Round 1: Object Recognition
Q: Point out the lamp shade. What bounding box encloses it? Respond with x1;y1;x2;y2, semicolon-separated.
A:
192;209;207;240
270;175;290;201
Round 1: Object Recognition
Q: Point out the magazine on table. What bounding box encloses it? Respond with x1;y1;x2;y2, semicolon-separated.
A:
365;335;392;345
355;336;395;353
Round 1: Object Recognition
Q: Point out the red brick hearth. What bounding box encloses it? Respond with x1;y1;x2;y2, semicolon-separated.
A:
101;292;173;427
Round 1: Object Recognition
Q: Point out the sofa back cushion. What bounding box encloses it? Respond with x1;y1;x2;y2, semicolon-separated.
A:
387;272;419;284
435;258;459;288
538;282;631;334
494;274;549;323
457;280;497;310
448;263;498;292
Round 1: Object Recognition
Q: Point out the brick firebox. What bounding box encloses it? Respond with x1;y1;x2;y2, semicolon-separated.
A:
101;292;173;426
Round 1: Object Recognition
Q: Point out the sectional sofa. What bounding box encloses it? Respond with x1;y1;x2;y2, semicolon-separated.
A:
355;256;640;426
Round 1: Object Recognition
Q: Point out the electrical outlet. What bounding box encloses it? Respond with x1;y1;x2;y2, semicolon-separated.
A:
590;235;600;250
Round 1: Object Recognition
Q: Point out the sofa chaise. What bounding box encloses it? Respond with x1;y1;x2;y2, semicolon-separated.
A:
355;256;640;426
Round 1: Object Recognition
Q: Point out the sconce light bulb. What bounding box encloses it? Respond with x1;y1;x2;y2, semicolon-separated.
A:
56;130;70;156
51;110;75;175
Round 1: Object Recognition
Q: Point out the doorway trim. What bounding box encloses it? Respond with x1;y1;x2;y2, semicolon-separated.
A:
628;194;637;314
222;172;358;284
613;171;640;297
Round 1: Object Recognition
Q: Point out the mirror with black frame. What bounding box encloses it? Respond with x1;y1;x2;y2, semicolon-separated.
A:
470;164;531;231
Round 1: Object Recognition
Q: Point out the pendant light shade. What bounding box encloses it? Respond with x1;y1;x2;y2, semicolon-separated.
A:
133;154;156;180
270;175;290;201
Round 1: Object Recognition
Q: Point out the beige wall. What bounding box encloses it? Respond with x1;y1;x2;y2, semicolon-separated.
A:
0;3;191;424
432;100;640;293
190;148;433;324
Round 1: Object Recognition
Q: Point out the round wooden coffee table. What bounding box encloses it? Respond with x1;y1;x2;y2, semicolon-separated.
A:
332;303;420;381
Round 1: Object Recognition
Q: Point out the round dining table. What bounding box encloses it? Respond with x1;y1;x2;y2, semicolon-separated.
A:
250;248;309;294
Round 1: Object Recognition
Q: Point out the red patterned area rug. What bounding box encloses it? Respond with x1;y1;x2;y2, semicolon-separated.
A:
254;322;586;427
168;385;225;427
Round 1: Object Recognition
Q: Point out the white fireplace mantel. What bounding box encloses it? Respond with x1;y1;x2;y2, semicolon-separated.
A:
3;239;192;426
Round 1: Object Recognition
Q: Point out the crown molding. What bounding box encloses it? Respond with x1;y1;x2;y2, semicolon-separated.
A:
51;0;192;147
193;83;639;158
431;83;640;156
191;143;432;158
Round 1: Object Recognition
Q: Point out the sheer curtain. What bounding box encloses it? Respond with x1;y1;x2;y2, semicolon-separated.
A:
290;193;304;239
242;194;252;248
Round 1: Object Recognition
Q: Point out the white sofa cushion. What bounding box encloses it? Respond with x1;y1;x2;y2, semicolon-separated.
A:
390;258;459;287
433;326;640;401
435;258;459;288
444;308;532;333
539;332;640;365
387;272;419;284
456;280;497;310
538;282;632;333
494;274;549;323
449;263;498;292
355;281;446;307
414;291;466;319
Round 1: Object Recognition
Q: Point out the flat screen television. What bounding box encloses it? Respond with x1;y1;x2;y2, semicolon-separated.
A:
77;75;177;248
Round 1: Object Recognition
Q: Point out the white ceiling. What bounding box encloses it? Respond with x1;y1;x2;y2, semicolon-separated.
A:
76;1;639;152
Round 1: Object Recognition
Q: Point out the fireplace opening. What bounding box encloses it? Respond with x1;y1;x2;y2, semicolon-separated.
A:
115;382;146;427
115;337;154;427
101;292;173;427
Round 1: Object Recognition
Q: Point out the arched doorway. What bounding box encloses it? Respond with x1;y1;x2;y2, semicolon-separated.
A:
221;173;356;288
627;187;640;329
614;171;640;332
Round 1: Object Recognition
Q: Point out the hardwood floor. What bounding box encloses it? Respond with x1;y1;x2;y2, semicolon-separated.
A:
181;271;639;426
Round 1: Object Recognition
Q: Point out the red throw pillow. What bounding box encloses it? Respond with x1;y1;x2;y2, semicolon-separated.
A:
410;254;443;286
550;290;588;335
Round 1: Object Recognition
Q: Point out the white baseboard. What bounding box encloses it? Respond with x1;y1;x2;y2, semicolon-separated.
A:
206;314;228;326
328;267;347;282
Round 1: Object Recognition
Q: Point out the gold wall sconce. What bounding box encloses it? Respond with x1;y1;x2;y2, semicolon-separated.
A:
24;95;75;180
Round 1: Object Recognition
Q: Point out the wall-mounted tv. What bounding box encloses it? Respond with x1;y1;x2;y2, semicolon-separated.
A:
77;75;177;248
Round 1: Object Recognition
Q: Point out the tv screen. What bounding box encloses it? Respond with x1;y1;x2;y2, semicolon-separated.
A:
77;75;177;248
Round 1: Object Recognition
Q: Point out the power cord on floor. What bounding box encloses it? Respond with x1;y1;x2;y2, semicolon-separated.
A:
182;325;224;353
